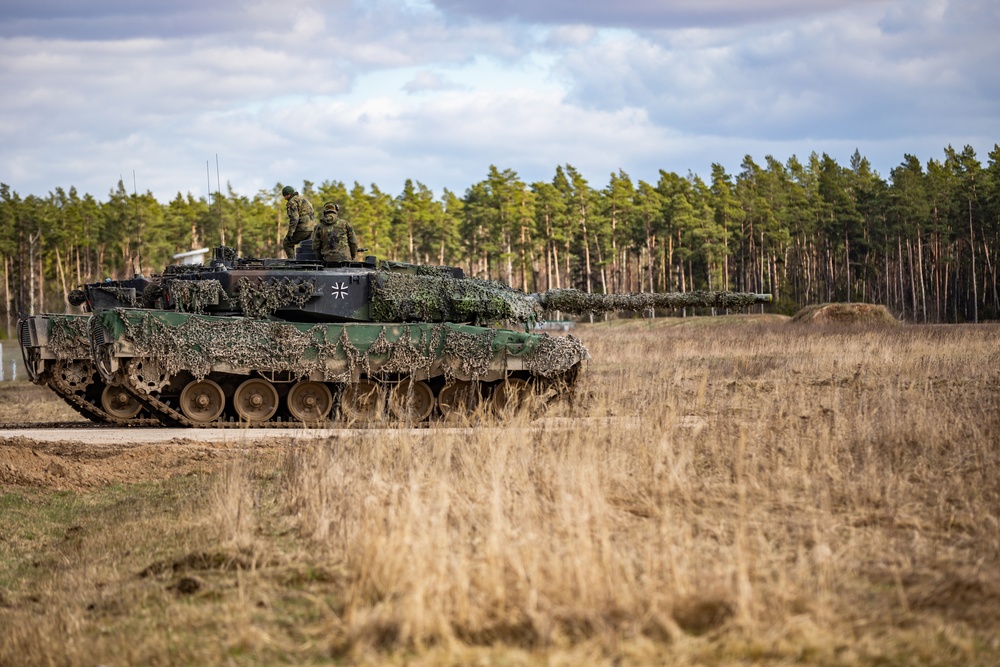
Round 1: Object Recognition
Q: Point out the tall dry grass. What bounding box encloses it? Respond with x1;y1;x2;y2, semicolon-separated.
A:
223;320;1000;659
3;319;998;665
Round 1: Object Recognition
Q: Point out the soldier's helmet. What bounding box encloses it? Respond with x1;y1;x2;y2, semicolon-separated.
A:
323;202;339;214
281;185;295;197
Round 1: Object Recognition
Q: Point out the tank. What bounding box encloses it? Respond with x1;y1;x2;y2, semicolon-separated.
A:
24;242;771;427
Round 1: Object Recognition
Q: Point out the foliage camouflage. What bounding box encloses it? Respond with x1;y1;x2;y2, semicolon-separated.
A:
95;286;139;307
45;314;92;359
164;279;228;314
536;289;769;314
235;277;316;319
376;261;458;277
371;271;542;325
98;308;589;384
371;271;769;325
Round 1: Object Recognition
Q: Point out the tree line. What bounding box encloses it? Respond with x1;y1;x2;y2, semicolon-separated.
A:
2;143;999;336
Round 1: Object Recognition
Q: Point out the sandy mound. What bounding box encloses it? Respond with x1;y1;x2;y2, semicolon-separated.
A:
790;302;899;326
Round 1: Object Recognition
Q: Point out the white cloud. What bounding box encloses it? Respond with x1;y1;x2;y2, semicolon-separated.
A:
430;0;883;29
402;70;463;93
0;0;995;202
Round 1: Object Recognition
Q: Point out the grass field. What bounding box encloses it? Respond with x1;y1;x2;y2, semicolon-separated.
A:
2;315;999;665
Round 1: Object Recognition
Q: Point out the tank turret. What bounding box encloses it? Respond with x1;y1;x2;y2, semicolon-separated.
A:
22;243;771;427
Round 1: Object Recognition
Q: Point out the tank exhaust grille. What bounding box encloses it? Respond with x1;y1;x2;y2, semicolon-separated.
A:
19;319;33;347
91;325;107;347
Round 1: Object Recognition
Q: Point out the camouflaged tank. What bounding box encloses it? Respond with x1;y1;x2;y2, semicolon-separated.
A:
29;243;771;427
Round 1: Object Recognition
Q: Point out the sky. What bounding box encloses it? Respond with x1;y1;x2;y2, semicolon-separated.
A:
0;0;997;203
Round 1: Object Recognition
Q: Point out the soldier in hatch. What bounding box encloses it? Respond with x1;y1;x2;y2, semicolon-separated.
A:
312;202;359;264
281;185;316;258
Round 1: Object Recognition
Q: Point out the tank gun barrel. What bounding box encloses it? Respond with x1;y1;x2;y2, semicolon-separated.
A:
531;289;772;315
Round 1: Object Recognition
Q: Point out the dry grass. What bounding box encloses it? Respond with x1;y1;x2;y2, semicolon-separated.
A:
2;318;1000;665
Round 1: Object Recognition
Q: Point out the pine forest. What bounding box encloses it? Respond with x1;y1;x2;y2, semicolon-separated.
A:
2;143;1000;337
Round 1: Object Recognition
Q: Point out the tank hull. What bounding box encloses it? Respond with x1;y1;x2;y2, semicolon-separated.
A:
91;308;589;427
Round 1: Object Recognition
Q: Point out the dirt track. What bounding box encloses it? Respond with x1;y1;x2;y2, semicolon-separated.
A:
1;426;394;444
0;384;380;490
0;380;373;486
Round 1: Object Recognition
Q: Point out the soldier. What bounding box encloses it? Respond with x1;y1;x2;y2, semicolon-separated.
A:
281;185;315;258
312;202;359;264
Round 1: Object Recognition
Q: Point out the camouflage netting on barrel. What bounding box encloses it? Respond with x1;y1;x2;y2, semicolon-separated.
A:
165;279;229;314
237;277;316;319
371;272;544;325
99;309;587;385
46;314;92;358
537;289;767;314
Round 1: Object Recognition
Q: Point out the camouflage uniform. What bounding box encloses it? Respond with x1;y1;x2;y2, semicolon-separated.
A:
283;192;315;258
312;203;359;263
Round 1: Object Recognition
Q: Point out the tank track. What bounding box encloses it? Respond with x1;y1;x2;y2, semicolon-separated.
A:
114;367;576;429
119;371;323;428
46;361;161;427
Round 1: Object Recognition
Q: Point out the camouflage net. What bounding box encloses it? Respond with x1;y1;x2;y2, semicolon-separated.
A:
141;283;164;308
371;272;543;325
441;329;497;381
117;311;352;382
237;277;316;319
523;334;590;378
369;326;450;381
165;279;229;314
109;310;587;387
371;271;767;325
46;315;92;359
537;289;768;314
216;246;239;263
377;261;458;277
164;264;209;276
96;286;139;307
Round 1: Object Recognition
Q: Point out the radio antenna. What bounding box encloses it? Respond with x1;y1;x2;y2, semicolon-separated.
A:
132;170;142;276
216;154;225;246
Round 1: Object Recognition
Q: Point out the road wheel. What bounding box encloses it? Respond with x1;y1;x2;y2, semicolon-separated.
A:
287;381;333;422
388;379;435;422
340;380;385;421
101;383;142;420
490;378;533;416
179;379;226;424
437;380;480;419
234;378;279;423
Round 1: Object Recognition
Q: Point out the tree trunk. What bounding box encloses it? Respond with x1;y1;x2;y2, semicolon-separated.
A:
3;255;10;337
552;240;561;290
844;229;850;303
917;229;927;323
28;231;38;315
55;246;69;313
907;238;917;322
897;237;905;319
969;200;978;323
